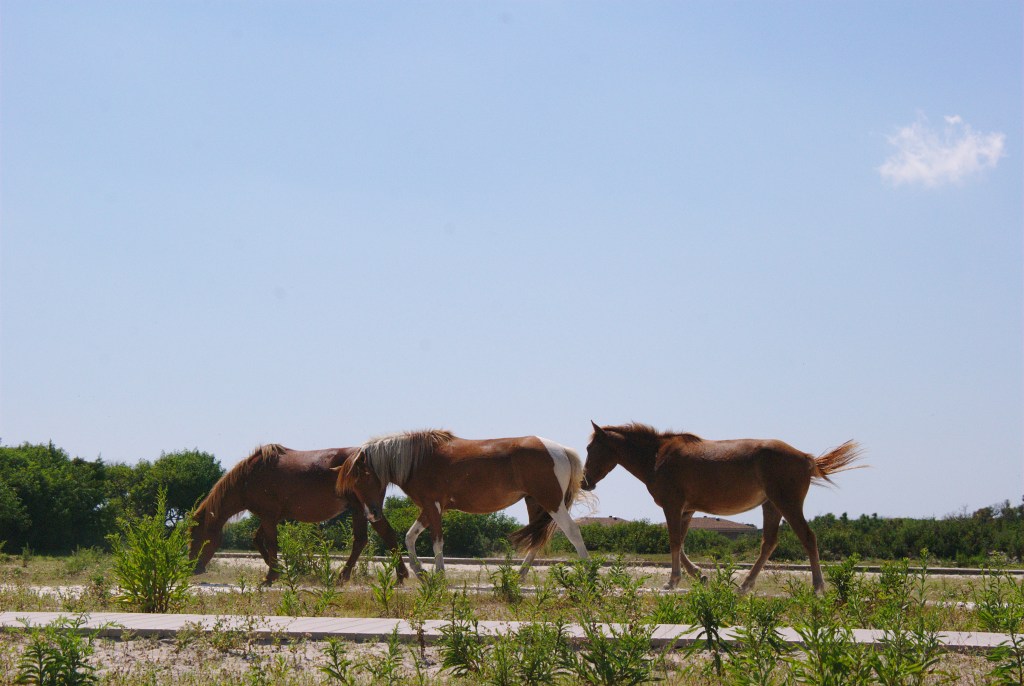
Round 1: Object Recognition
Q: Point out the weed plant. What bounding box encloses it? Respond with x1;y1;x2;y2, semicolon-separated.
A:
106;489;194;613
724;596;790;686
570;619;660;686
14;615;100;686
489;544;524;606
680;563;740;677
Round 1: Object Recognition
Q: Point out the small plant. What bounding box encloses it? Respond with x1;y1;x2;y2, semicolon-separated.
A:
320;638;357;685
725;596;790;686
976;566;1024;685
681;562;739;677
14;616;99;686
438;590;486;677
361;627;406;685
63;547;104;576
490;544;523;606
370;551;403;617
787;594;873;686
511;620;574;685
824;554;862;605
550;555;605;607
106;489;194;613
568;619;658;686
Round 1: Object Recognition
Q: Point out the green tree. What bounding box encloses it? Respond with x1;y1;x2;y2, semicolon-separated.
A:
0;442;108;552
149;449;223;524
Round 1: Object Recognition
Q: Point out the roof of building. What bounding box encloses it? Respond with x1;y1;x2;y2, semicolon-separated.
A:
576;515;758;532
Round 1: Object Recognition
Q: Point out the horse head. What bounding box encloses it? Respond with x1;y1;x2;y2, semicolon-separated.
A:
582;421;621;491
335;452;386;523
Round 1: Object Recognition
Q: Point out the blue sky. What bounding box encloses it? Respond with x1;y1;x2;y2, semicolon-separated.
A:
2;2;1021;526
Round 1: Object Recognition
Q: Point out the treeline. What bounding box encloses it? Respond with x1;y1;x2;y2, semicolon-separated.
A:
549;502;1024;565
0;442;223;553
2;441;1022;565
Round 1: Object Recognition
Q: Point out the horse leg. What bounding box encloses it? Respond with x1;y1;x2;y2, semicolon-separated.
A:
676;510;706;584
740;502;782;594
548;503;589;560
518;497;546;581
776;503;825;594
341;511;368;584
663;506;683;589
255;520;280;585
404;514;428;578
423;502;446;573
369;516;410;584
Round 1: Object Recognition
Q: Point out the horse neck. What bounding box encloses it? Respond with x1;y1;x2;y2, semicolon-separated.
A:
613;437;659;484
198;483;245;529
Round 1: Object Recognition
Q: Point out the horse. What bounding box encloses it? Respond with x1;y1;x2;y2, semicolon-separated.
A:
582;422;863;593
190;444;409;584
335;429;591;579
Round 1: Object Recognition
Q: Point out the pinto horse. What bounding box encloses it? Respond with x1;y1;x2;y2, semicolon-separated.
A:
190;444;409;584
582;422;863;593
336;430;591;579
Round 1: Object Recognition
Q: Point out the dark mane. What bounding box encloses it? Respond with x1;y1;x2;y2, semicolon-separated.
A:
196;444;288;520
602;423;702;443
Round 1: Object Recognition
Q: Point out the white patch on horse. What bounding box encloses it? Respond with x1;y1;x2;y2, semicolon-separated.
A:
435;501;442;515
538;436;571;496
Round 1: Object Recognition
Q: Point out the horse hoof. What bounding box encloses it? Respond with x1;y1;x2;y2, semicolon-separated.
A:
663;579;680;591
699;575;709;586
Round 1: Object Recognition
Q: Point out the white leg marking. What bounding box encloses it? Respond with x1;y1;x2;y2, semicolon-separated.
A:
538;437;572;497
550;503;589;559
433;537;445;571
435;501;443;515
405;520;425;575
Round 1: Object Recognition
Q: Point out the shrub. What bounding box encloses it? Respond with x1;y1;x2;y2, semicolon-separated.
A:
14;616;99;686
106;489;194;613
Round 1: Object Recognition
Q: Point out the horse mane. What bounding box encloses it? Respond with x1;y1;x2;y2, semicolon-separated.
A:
357;429;455;487
196;443;288;522
601;423;702;470
603;422;702;444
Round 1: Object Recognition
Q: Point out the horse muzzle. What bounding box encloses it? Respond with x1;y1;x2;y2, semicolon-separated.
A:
364;504;382;523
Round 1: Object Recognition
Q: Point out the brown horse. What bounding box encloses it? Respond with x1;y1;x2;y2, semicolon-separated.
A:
190;444;409;584
336;430;591;579
582;422;863;593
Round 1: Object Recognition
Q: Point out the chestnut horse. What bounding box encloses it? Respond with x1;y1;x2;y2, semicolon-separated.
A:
336;430;591;579
582;422;863;593
190;444;409;584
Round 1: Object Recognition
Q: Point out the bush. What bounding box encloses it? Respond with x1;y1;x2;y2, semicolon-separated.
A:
369;496;520;557
107;489;194;613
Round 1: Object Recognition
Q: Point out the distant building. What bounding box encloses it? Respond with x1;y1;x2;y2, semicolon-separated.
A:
577;515;758;539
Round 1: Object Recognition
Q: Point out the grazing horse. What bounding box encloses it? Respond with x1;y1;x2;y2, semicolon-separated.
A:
582;422;863;593
336;429;591;579
190;444;409;584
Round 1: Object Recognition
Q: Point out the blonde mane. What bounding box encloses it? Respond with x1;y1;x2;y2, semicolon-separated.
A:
357;429;455;487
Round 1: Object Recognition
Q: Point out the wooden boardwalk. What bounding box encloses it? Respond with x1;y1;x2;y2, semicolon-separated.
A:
0;611;1013;654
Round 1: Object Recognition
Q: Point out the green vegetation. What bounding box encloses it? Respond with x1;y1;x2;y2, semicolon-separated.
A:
107;489;196;613
551;501;1024;566
0;441;223;554
1;546;1022;684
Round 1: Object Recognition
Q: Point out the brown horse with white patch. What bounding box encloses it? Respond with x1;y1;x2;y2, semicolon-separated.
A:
190;444;409;584
582;422;863;593
336;430;591;579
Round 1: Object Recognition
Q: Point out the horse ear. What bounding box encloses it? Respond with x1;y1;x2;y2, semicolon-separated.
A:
591;420;607;439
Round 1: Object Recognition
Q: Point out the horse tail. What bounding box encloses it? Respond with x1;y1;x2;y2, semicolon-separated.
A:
508;443;594;553
811;440;865;486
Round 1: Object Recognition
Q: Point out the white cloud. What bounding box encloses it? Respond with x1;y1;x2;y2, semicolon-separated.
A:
879;114;1005;187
